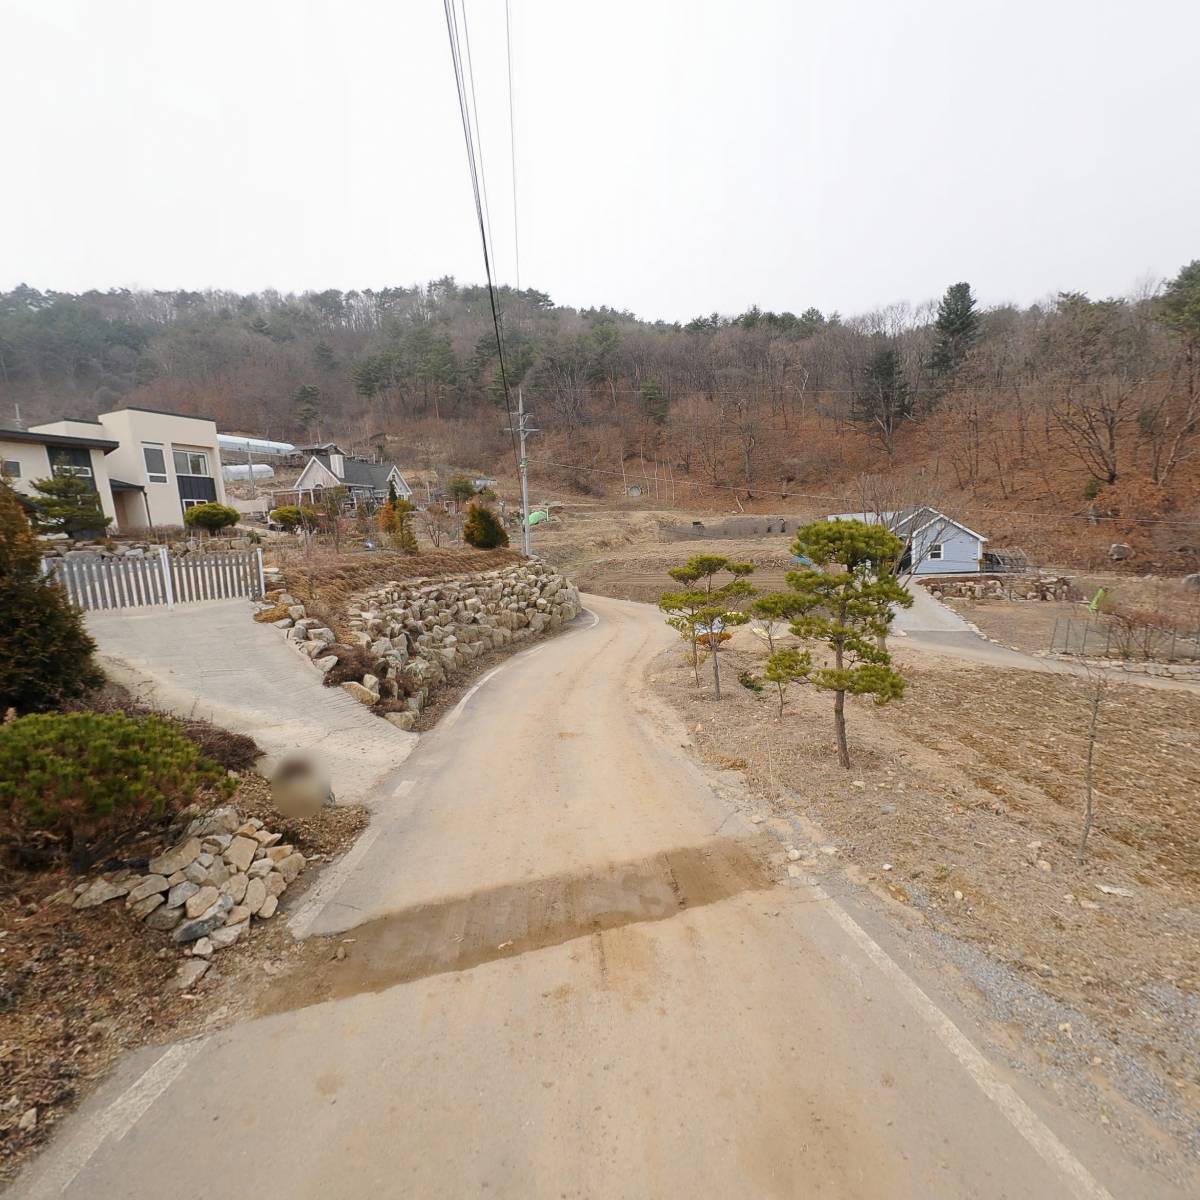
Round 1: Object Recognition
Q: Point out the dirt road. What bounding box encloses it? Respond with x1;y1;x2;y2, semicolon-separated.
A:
18;597;1187;1198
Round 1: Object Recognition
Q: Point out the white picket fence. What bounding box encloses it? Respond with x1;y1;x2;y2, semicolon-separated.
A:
43;548;265;612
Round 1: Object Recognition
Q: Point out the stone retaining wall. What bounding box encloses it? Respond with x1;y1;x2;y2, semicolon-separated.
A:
261;560;581;729
40;534;259;559
922;574;1080;602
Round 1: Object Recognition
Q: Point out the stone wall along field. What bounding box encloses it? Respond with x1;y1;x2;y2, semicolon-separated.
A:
273;560;581;729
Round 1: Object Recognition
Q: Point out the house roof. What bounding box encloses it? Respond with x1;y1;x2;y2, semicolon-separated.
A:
313;454;409;493
100;405;217;423
828;507;988;543
903;509;988;543
0;427;119;453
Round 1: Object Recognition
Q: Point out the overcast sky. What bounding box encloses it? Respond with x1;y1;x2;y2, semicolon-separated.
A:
2;0;1197;322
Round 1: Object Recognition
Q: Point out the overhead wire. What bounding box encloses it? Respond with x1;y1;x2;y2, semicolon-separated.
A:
442;0;521;473
505;0;521;292
522;456;1200;529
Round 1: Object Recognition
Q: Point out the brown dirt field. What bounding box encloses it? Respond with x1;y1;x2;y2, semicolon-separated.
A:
944;572;1200;658
0;775;366;1181
650;628;1200;1107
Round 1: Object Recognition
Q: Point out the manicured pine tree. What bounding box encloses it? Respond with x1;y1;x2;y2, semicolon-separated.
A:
27;475;112;539
784;520;912;768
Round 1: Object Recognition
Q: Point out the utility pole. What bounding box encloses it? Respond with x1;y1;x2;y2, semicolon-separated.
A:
508;387;537;556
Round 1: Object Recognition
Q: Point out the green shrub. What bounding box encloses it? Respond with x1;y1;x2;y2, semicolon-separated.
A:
0;711;232;870
183;501;240;533
462;502;509;550
0;483;102;713
270;504;317;532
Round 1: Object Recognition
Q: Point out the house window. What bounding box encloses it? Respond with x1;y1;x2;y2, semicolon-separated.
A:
54;463;92;478
172;449;210;477
181;498;206;511
928;543;944;560
2;460;22;479
143;445;168;483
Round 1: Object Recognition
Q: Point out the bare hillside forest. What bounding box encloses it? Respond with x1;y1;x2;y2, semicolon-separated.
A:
2;266;1199;569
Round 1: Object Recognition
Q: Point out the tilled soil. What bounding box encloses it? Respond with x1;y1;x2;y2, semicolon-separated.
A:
0;775;366;1182
650;629;1200;1146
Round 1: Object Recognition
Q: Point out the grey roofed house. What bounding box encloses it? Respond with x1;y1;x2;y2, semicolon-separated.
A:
292;447;412;505
826;506;987;575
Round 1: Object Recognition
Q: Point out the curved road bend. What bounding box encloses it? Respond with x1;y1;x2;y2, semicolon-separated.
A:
21;595;1186;1199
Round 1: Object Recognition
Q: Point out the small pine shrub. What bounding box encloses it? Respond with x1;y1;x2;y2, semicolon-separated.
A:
183;502;240;533
0;483;102;713
462;502;509;550
270;504;317;531
738;670;764;693
0;711;233;870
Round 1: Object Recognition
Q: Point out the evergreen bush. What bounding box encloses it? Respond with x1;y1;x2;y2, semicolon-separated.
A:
462;502;509;549
270;504;317;531
0;483;102;713
0;711;232;869
183;501;240;533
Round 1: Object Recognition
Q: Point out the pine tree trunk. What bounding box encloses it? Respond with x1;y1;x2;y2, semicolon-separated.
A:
711;638;721;697
833;626;850;768
833;689;849;769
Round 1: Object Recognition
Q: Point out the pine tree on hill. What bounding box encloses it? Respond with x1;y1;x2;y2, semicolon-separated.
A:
929;281;980;378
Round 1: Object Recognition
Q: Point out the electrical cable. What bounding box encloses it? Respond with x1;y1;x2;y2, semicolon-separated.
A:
522;456;1200;529
442;0;521;475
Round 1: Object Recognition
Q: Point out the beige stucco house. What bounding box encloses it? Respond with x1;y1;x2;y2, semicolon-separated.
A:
0;426;120;527
1;406;227;533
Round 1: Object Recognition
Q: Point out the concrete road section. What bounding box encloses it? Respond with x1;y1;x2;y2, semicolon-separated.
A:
85;599;416;804
20;596;1189;1199
893;581;1199;692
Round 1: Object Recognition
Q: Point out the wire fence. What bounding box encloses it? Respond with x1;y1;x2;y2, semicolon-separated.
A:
1049;616;1200;663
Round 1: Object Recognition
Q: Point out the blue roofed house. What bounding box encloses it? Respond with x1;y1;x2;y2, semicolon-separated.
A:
826;507;986;575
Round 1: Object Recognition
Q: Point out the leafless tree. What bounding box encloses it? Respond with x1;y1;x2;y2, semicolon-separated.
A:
1076;665;1111;864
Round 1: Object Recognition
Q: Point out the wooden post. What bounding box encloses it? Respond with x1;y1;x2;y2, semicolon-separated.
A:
158;546;175;609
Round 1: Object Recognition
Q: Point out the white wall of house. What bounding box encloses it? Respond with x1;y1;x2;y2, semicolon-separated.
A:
93;409;225;529
294;457;342;492
910;523;984;575
0;439;52;494
1;436;118;524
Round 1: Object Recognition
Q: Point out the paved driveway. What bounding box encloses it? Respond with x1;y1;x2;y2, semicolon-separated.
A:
86;600;415;804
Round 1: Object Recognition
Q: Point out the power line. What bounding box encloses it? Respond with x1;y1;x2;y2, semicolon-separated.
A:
442;0;520;478
522;456;1200;529
505;0;520;292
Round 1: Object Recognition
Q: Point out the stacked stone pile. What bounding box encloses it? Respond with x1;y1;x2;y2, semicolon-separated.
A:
259;560;580;729
71;805;304;989
923;575;1079;602
39;535;258;559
